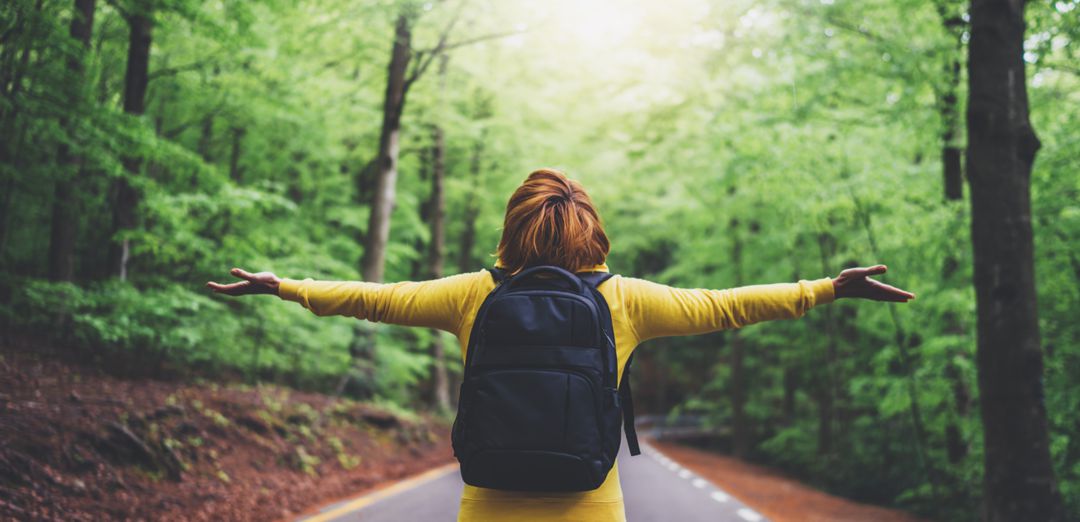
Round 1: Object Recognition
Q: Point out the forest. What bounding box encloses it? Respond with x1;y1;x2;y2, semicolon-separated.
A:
1;0;1077;520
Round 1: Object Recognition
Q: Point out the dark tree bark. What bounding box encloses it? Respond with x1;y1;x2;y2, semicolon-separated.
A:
109;10;152;280
0;0;42;261
966;0;1064;519
729;216;750;458
936;1;966;201
815;233;839;456
198;113;214;162
48;0;96;282
228;126;244;182
782;366;797;426
852;195;937;491
943;256;972;465
360;13;413;284
427;110;449;412
457;136;483;273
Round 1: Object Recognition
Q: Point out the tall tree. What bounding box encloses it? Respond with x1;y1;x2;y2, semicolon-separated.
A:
425;53;450;411
359;12;412;284
228;126;244;183
48;0;96;281
0;0;42;261
729;211;750;458
344;7;452;397
457;128;485;274
360;7;453;283
110;4;153;280
966;0;1064;520
935;0;966;201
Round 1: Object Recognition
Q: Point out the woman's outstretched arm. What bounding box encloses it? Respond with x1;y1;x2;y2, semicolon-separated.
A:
623;265;913;342
207;268;489;335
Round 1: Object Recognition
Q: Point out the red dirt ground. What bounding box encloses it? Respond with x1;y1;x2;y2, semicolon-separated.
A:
0;339;452;521
650;439;929;522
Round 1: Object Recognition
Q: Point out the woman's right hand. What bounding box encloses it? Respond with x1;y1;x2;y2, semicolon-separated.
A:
206;268;282;297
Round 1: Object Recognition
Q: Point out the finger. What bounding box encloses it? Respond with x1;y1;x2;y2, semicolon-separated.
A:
207;281;249;293
231;268;257;282
871;280;915;300
866;265;887;276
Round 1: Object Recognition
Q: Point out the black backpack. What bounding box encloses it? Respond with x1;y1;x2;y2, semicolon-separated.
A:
451;265;640;492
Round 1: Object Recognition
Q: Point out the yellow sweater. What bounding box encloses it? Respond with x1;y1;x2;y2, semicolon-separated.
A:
278;264;835;522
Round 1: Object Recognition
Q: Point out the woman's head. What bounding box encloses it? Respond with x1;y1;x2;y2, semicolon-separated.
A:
497;168;610;274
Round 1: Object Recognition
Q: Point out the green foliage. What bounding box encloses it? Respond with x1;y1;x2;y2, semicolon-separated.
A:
1;0;1078;519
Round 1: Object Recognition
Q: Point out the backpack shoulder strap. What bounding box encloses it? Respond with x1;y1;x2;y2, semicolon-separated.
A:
578;271;614;288
486;267;509;285
578;270;639;455
620;352;641;456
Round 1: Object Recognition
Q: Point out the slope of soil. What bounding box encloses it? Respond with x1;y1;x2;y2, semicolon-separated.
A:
650;439;928;522
0;338;452;521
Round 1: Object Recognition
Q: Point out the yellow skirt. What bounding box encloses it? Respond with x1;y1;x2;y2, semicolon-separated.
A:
456;462;626;522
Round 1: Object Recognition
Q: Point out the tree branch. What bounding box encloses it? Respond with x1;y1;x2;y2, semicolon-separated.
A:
162;100;227;139
403;0;469;91
420;28;527;54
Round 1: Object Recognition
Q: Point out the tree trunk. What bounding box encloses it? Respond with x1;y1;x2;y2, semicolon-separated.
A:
729;216;750;458
109;11;152;281
360;13;412;284
48;0;96;282
966;0;1064;519
782;366;797;427
458;135;483;273
229;126;244;182
427;64;449;410
341;12;418;399
0;0;42;262
198;114;214;162
815;233;838;456
937;1;966;201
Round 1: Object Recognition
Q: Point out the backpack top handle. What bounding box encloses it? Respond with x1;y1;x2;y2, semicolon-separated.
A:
503;265;586;293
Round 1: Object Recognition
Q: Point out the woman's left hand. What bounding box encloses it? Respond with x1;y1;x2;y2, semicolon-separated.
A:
206;268;282;297
832;265;915;302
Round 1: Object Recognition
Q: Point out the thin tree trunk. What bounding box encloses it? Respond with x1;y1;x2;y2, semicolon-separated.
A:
852;193;938;493
815;233;839;456
428;76;449;411
729;216;749;458
338;13;416;399
48;0;96;282
110;11;152;280
198;114;213;162
228;126;244;182
782;366;797;426
936;1;966;200
966;0;1064;519
361;13;412;284
0;1;40;260
458;135;483;273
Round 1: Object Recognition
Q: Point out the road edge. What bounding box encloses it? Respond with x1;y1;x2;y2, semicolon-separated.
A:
294;462;459;522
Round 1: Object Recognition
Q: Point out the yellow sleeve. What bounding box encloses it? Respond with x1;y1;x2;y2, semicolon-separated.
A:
622;277;835;342
277;271;489;335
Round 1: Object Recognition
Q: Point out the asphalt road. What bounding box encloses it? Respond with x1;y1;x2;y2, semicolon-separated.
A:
297;441;769;522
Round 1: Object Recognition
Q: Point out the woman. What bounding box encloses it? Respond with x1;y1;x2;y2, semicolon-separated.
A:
208;168;914;521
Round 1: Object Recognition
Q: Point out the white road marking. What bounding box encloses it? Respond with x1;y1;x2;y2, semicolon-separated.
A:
645;442;767;521
737;508;763;521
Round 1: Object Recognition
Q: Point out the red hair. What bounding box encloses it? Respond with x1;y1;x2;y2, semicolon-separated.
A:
497;169;610;274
